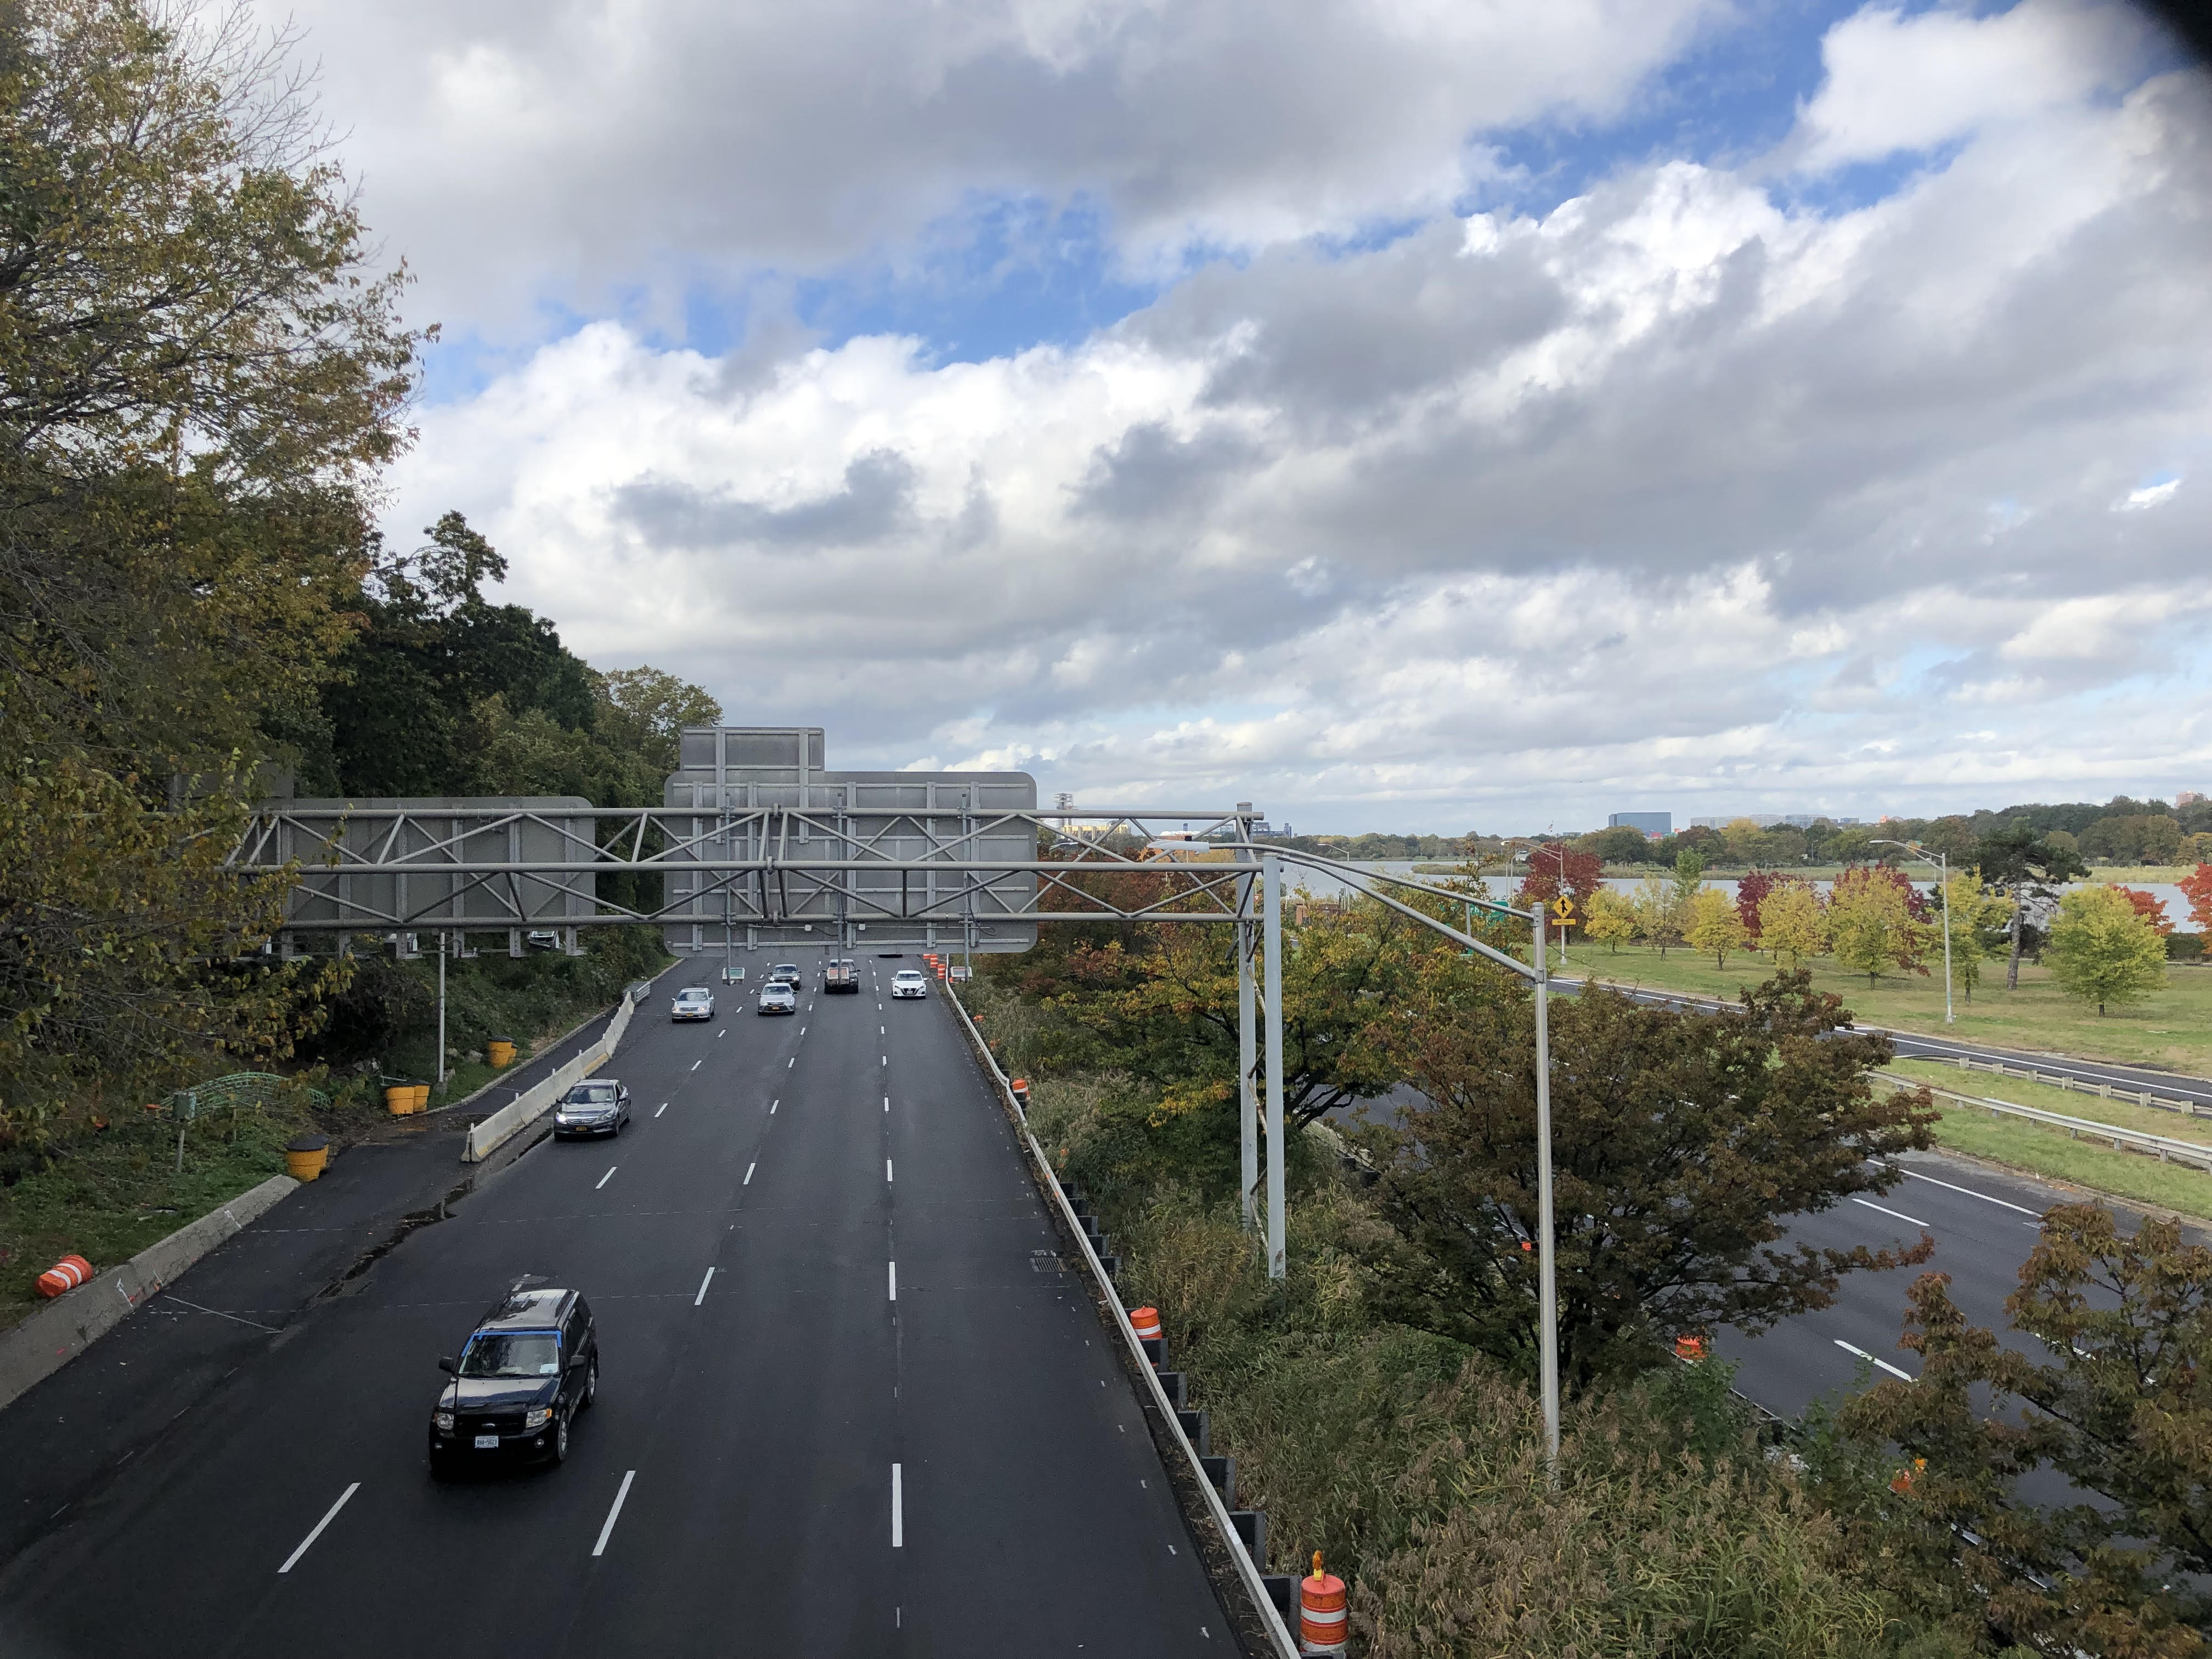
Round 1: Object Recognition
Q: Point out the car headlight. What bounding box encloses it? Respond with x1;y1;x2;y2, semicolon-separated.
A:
523;1406;553;1431
435;1410;455;1433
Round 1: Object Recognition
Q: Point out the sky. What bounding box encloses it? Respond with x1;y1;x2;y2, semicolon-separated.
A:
266;0;2211;833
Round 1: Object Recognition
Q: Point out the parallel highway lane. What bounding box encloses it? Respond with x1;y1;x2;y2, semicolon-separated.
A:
0;959;1229;1658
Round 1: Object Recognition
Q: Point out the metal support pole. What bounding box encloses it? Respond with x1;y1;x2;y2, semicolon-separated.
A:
1238;909;1257;1233
1263;854;1285;1280
1237;820;1259;1233
1533;909;1560;1477
437;932;448;1090
1938;851;1954;1025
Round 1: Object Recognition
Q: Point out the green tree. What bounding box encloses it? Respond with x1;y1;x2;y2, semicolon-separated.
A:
1672;847;1707;909
596;667;723;776
1826;866;1928;986
1835;1206;2211;1654
1630;872;1683;955
1684;885;1748;967
1937;870;2011;1003
0;0;420;1141
1757;882;1827;970
1362;973;1937;1388
1974;823;2086;990
2047;885;2167;1015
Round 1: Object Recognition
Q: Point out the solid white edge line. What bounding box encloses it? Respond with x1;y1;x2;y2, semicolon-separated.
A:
591;1469;636;1557
1852;1196;1927;1228
891;1462;902;1547
1835;1338;1916;1381
277;1481;359;1574
744;1162;755;1184
596;1166;616;1190
1897;1167;2045;1216
887;1261;896;1301
695;1266;715;1306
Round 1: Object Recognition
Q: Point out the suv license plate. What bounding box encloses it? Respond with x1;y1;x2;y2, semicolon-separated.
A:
473;1434;499;1449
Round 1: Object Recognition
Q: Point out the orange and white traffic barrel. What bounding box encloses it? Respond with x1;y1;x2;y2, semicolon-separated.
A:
36;1255;93;1298
1009;1077;1030;1109
1128;1306;1163;1342
1674;1334;1707;1362
1300;1552;1347;1654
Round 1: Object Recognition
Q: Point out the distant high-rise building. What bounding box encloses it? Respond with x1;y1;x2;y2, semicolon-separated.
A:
1691;812;1860;830
2180;790;2205;807
1608;811;1671;837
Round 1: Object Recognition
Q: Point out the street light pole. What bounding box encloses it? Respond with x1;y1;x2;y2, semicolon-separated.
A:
1875;839;1953;1024
1532;906;1561;1476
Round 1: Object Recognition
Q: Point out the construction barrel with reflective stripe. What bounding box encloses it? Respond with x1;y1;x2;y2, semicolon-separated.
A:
36;1255;93;1298
1300;1553;1347;1655
1128;1306;1163;1342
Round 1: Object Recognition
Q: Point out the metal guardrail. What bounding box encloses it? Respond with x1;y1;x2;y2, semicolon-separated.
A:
943;983;1301;1659
1930;1053;2204;1116
1881;1074;2212;1173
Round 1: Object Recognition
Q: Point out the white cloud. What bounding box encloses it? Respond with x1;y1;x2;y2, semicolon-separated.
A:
261;0;1715;336
1788;0;2155;173
2117;477;2182;510
369;1;2212;828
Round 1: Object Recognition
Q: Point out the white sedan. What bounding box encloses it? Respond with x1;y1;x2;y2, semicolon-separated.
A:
670;986;715;1021
890;969;929;1000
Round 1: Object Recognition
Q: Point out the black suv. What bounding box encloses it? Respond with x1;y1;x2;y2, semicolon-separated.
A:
428;1284;597;1475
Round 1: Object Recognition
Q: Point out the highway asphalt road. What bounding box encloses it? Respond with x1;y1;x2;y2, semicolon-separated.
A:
0;960;1230;1658
1718;1149;2103;1420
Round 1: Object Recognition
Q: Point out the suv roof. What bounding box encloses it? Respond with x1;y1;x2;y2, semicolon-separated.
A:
477;1286;575;1333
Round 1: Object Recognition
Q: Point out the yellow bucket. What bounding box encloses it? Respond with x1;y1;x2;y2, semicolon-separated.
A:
385;1085;414;1115
410;1084;431;1111
487;1039;517;1069
284;1135;329;1182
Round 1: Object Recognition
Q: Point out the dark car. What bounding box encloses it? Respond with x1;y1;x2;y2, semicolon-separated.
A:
428;1285;597;1475
766;962;802;986
552;1078;630;1137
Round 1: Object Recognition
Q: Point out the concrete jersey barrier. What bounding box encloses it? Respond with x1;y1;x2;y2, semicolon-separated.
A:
0;1172;299;1416
462;989;640;1163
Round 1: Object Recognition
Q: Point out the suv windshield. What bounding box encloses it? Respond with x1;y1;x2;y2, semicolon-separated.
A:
460;1331;560;1378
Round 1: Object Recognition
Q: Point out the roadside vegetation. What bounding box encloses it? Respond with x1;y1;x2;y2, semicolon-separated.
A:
0;8;699;1308
969;890;2212;1655
1562;945;2212;1075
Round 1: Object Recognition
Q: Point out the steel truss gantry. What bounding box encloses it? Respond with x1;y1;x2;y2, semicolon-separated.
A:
228;802;1565;1471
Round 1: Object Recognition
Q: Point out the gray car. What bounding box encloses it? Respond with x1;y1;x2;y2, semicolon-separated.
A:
552;1079;631;1138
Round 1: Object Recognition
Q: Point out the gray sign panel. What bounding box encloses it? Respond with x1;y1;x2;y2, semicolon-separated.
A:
263;797;597;934
662;727;1037;957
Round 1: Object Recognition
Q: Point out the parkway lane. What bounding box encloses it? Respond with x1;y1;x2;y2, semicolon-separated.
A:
0;958;1228;1658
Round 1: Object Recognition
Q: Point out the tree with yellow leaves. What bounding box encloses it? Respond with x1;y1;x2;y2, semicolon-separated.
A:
1757;883;1827;970
1684;887;1750;968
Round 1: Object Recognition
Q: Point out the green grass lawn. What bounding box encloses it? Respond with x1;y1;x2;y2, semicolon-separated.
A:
1909;1105;2212;1224
1569;944;2212;1075
1891;1057;2212;1144
0;1088;390;1334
